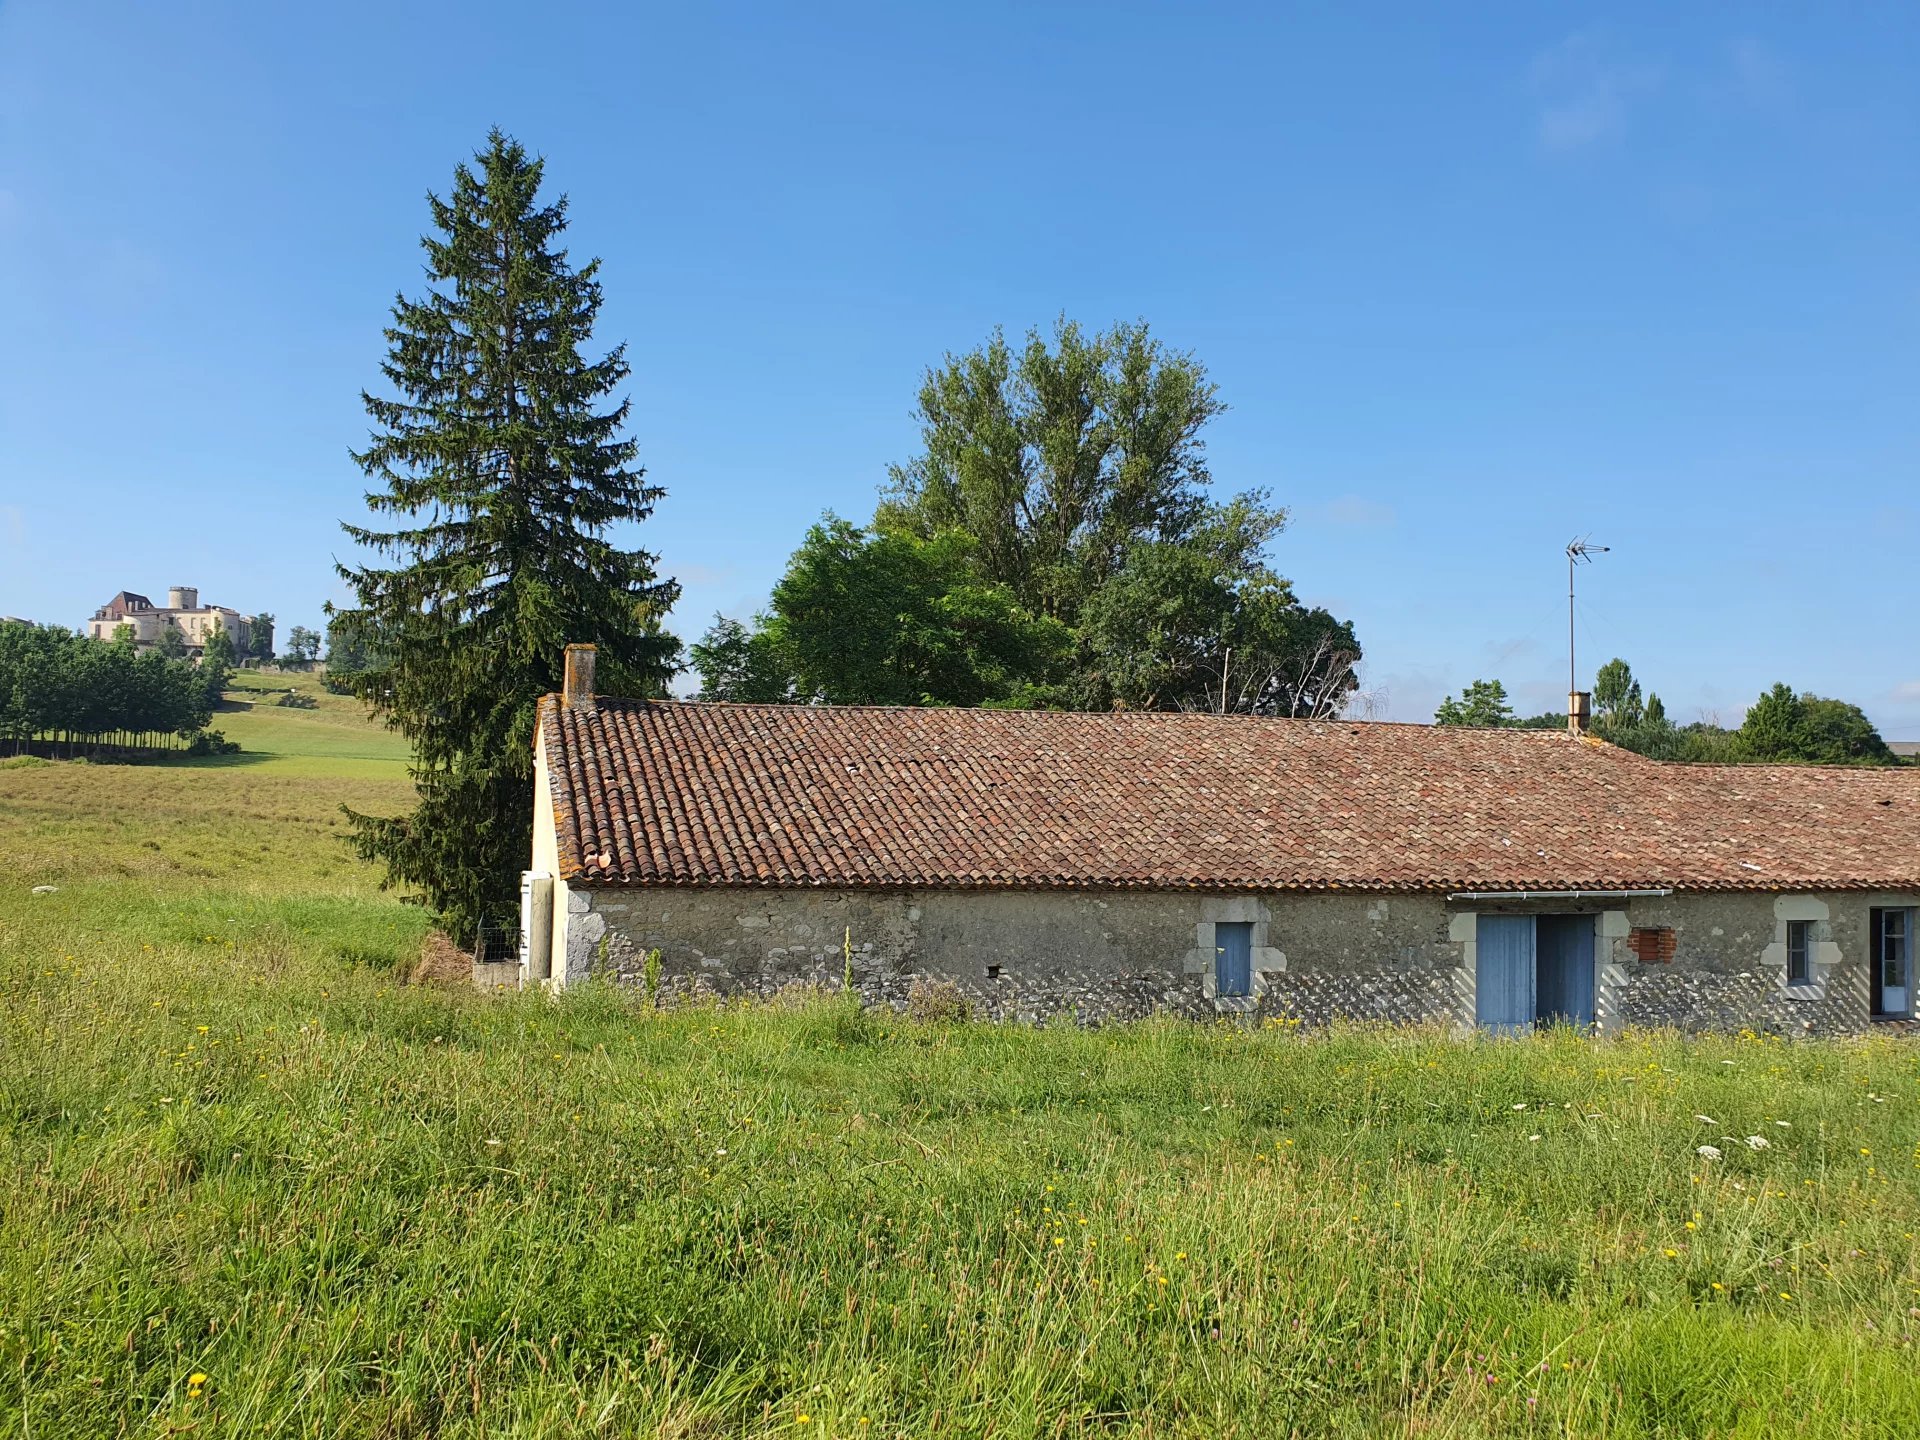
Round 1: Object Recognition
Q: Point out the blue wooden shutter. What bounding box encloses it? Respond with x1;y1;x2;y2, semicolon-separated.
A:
1536;915;1595;1027
1215;922;1253;998
1476;915;1535;1033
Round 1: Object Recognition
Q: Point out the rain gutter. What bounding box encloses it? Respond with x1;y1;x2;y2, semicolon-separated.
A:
1444;888;1674;903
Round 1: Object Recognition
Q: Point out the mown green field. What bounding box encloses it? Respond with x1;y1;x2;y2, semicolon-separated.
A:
1;682;1917;1438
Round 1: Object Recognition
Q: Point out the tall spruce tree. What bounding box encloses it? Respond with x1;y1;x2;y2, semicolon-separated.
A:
336;130;679;939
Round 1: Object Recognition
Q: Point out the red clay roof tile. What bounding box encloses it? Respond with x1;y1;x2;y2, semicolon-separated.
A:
539;697;1920;894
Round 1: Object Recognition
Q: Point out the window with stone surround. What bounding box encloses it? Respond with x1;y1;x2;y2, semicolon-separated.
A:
1768;898;1831;999
1786;920;1813;986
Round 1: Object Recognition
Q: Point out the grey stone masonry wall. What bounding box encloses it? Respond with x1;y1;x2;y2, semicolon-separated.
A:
561;884;1899;1034
1605;891;1885;1037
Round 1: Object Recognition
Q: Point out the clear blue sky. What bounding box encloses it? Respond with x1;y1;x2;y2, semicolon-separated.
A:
2;2;1916;730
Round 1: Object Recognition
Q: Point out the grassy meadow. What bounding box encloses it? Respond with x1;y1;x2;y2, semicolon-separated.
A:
2;677;1919;1437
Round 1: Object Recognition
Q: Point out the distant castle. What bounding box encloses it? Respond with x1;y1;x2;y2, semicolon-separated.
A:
87;586;256;656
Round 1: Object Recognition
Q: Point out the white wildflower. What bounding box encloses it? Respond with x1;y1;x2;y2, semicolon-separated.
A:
1744;1135;1770;1151
1512;1103;1528;1111
1696;1145;1722;1160
1694;1115;1718;1126
1775;1120;1791;1128
1528;1134;1542;1143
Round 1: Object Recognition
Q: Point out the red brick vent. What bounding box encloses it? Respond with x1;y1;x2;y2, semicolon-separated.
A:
1629;927;1677;964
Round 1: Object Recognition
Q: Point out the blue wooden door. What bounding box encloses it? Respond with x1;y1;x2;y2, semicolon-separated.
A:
1215;921;1253;998
1536;915;1595;1028
1476;915;1535;1033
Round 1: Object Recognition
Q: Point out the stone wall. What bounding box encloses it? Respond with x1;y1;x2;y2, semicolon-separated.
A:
556;884;1900;1034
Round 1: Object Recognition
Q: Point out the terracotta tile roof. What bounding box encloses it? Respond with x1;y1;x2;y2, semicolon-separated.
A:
538;698;1920;894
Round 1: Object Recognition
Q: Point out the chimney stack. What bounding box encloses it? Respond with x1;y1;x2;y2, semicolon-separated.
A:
1568;690;1592;734
563;643;597;710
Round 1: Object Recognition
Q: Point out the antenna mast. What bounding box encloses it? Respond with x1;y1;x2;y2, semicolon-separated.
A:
1566;537;1609;696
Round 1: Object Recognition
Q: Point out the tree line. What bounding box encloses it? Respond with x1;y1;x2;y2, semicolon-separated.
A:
0;622;229;757
1434;659;1904;765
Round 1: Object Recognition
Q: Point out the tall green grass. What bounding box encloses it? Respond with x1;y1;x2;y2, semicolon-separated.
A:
3;911;1917;1437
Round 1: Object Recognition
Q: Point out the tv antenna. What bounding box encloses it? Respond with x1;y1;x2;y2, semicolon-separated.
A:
1566;537;1609;696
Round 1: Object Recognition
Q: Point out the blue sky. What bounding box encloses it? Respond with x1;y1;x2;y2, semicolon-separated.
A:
2;2;1916;730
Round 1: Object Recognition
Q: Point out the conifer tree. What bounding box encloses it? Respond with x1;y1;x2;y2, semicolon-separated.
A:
335;130;680;939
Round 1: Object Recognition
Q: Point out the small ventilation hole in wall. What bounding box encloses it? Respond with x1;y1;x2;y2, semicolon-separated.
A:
986;964;1002;980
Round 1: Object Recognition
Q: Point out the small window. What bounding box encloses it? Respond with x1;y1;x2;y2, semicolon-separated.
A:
985;964;1001;981
1786;920;1813;986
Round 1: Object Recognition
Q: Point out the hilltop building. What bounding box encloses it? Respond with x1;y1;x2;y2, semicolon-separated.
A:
521;644;1919;1036
86;586;253;655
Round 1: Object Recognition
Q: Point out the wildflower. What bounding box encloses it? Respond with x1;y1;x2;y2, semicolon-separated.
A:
1776;1120;1791;1127
1745;1136;1769;1150
1694;1115;1718;1126
1512;1103;1528;1111
1663;1248;1679;1258
1696;1145;1721;1160
1528;1134;1541;1143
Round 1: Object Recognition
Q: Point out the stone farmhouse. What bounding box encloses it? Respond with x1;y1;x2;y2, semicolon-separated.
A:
86;586;253;655
522;645;1920;1036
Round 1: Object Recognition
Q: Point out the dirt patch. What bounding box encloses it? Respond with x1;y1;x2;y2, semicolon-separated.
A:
411;930;475;987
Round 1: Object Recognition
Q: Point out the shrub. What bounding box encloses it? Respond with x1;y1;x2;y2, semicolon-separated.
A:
906;975;972;1024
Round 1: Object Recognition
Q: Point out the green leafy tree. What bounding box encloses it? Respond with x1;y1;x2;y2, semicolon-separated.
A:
878;318;1259;626
1737;687;1894;766
1077;515;1360;715
198;622;235;709
688;616;793;703
876;319;1353;712
284;625;323;667
1434;679;1515;727
1739;683;1806;761
334;130;680;938
249;613;276;665
1795;696;1895;765
154;625;188;660
757;518;1069;706
1586;657;1685;757
1592;657;1644;729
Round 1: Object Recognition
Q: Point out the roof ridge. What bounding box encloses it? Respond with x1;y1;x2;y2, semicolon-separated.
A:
563;694;1584;736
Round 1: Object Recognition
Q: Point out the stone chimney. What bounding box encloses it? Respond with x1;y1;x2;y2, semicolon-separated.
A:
1568;690;1592;734
563;643;597;710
